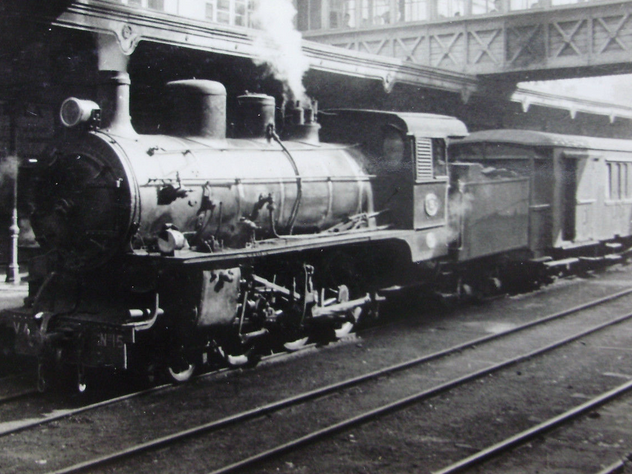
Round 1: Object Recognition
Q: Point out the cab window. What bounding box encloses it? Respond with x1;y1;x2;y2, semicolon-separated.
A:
381;125;409;172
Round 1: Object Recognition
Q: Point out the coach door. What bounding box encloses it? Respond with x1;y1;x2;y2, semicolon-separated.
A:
561;153;594;243
530;156;554;254
561;157;576;242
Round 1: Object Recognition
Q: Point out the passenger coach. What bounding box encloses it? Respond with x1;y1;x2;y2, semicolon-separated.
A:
450;130;632;265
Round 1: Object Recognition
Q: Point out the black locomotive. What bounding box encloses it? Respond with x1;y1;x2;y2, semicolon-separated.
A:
3;71;632;391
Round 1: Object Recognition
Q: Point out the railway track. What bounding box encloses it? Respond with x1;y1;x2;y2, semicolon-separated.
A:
0;275;613;437
0;334;345;444
8;283;627;473
434;382;632;474
174;310;632;474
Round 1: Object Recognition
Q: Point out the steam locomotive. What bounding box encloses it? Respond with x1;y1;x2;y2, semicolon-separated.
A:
3;71;632;391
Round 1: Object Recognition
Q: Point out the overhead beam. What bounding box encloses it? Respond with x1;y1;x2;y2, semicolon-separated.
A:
4;1;632;123
512;88;632;123
48;1;480;95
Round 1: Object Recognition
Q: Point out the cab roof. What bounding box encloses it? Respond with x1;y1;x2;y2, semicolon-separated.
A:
322;109;469;139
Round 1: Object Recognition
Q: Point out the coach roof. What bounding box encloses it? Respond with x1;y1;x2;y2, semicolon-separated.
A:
455;129;632;153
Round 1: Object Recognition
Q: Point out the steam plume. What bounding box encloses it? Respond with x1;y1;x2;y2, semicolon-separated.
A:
251;0;311;103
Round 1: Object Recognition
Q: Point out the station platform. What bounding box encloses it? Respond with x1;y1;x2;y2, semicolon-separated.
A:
0;266;28;292
0;268;28;311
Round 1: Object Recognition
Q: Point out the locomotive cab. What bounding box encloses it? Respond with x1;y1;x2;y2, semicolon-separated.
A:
319;110;467;234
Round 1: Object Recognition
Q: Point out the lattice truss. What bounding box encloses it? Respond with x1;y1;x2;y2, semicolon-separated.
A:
330;4;632;74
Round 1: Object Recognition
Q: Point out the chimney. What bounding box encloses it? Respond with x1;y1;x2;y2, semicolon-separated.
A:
97;70;136;136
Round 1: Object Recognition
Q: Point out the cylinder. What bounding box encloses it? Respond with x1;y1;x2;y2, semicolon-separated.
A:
166;80;226;139
236;93;276;139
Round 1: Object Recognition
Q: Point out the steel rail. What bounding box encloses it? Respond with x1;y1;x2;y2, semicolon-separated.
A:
0;369;234;439
0;342;322;439
0;388;36;404
0;341;321;439
595;459;628;474
4;281;630;441
433;381;632;474
48;296;632;474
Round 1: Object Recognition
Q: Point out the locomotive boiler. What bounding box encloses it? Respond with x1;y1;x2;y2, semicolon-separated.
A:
34;74;372;270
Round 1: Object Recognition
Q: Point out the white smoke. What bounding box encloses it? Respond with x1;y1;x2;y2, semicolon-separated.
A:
251;0;311;103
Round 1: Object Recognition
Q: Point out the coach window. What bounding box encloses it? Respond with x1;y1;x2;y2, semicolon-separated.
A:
608;162;616;200
607;161;631;201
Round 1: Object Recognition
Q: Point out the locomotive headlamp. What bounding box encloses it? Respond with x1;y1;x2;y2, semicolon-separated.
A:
424;193;440;217
60;98;101;128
